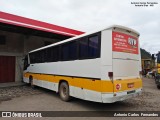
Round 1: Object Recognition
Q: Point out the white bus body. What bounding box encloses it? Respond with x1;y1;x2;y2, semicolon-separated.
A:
23;25;142;103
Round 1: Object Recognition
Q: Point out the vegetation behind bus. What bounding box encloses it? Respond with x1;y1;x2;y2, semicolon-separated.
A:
155;52;160;89
140;49;160;89
140;48;155;75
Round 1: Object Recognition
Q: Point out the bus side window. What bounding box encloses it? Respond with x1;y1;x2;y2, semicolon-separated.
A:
79;37;88;59
88;35;99;58
61;41;77;61
24;55;29;70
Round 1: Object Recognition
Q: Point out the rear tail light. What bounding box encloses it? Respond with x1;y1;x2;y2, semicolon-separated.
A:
108;72;113;78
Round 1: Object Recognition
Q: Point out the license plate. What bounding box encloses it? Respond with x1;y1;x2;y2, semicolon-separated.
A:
127;83;134;88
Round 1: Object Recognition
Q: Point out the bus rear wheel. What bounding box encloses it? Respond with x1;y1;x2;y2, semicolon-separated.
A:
59;82;70;101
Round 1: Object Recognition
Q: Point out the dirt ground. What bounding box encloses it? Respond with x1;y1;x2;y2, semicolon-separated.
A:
0;77;160;120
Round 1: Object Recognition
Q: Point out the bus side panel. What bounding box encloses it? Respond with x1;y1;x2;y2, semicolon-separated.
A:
100;29;114;102
27;59;101;79
25;59;102;102
101;30;112;66
24;71;103;102
101;29;113;80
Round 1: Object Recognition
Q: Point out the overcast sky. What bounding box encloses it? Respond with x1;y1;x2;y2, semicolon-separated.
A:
0;0;160;54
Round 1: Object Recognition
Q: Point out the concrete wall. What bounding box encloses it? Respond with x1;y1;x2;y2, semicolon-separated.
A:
0;30;59;82
0;30;24;56
15;56;23;82
24;35;57;54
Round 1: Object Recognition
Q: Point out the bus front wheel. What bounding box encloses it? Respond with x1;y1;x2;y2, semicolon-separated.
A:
59;82;70;101
29;76;35;88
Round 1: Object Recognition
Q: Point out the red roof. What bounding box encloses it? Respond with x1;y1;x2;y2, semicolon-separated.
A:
0;11;84;37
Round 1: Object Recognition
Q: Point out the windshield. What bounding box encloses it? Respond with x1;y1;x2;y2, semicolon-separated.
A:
157;53;160;63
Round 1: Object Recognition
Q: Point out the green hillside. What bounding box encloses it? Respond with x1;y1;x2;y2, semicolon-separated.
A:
140;48;151;59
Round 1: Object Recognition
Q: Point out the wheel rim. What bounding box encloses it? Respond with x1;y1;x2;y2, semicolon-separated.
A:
61;86;67;98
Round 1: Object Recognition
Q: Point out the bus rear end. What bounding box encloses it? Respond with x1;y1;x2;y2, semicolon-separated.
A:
101;26;142;103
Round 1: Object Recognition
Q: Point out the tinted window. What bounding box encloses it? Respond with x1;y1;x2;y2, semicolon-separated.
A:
69;41;77;60
29;32;101;63
46;46;59;62
79;38;88;59
29;53;36;64
61;41;77;61
41;50;46;63
30;46;60;64
88;36;99;58
30;50;44;63
62;43;69;61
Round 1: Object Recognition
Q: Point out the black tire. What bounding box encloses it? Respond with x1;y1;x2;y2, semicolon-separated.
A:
157;85;160;89
59;82;70;101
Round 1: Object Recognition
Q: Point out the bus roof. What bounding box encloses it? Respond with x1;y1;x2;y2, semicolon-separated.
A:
29;25;140;53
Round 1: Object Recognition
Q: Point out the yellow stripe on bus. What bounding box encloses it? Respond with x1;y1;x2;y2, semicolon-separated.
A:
24;73;142;93
113;79;142;92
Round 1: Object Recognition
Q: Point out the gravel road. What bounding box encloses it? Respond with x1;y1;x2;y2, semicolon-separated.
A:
0;77;160;120
0;85;42;102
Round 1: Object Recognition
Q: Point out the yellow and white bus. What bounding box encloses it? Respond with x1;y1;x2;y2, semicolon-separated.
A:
23;25;142;103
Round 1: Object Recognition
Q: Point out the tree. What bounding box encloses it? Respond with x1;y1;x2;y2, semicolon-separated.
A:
140;48;151;59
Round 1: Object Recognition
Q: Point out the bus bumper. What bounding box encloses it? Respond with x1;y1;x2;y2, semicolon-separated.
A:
101;88;142;103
